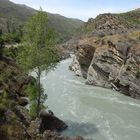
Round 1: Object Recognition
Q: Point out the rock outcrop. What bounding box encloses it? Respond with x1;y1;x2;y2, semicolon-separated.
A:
69;44;95;78
70;28;140;99
69;56;82;77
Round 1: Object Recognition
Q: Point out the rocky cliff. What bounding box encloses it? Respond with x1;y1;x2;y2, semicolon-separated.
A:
69;13;140;99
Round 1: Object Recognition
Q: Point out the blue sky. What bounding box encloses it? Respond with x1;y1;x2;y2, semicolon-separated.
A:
10;0;140;21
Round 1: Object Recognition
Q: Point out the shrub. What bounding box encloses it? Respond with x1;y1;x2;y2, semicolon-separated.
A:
25;82;47;119
0;91;15;110
4;47;18;59
2;33;21;44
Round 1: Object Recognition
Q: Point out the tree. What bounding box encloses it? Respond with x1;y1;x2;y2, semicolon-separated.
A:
18;8;59;117
6;19;10;33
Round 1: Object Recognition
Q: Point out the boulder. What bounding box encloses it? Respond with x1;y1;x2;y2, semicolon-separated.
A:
39;110;68;133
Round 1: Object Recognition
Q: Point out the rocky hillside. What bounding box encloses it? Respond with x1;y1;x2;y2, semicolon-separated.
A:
69;10;140;99
0;54;88;140
0;56;33;140
0;0;84;42
80;8;140;36
119;8;140;28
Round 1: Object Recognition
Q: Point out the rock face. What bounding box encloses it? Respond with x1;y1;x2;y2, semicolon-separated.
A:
70;28;140;99
69;45;95;78
69;56;82;77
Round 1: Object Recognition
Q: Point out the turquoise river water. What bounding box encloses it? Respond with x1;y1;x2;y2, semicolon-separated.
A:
41;58;140;140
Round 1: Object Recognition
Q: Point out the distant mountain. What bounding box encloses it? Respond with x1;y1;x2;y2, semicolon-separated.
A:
0;0;84;42
47;13;84;42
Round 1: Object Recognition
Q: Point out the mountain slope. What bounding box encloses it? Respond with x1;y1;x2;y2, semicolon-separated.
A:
47;13;83;42
80;8;140;36
119;8;140;27
0;0;84;42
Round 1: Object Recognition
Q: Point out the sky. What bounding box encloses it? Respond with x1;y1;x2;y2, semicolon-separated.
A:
10;0;140;21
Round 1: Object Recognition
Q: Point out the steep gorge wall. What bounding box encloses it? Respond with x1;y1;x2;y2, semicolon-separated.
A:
70;31;140;99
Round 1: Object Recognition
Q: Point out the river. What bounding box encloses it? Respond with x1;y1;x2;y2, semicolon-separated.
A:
41;58;140;140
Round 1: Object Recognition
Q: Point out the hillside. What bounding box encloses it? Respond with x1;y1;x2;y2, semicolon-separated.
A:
80;8;140;36
0;0;84;42
119;8;140;28
47;13;83;42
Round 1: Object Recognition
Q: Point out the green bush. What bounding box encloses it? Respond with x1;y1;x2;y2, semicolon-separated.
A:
0;91;15;110
0;91;16;123
2;33;21;43
3;47;18;59
25;82;47;119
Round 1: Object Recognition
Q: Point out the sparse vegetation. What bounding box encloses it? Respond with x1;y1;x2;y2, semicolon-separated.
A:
0;91;15;112
119;9;140;27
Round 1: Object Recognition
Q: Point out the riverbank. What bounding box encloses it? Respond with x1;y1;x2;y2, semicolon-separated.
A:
0;55;88;140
